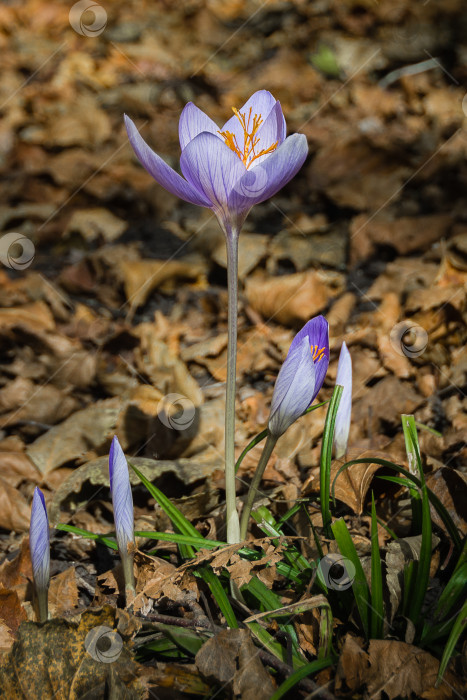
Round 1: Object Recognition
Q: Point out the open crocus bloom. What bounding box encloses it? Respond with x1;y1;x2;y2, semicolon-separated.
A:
268;316;330;438
125;90;308;235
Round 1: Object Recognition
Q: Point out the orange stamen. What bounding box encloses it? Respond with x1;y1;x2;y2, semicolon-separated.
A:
219;106;278;167
311;345;326;362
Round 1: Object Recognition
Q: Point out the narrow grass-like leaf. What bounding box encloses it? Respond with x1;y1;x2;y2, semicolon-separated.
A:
269;657;334;700
252;507;311;573
370;492;384;639
275;503;303;529
242;576;303;661
434;562;467;621
452;537;467;575
332;459;461;550
415;421;442;438
56;523;118;550
320;385;343;537
318;605;333;659
197;565;238;629
246;621;304;669
402;415;422;532
130;461;199;559
135;531;224;549
436;600;467;686
153;623;210;656
332;518;370;637
397;421;431;627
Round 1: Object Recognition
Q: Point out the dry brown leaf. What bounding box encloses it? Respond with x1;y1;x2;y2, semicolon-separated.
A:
245;270;340;325
350;213;451;263
198;327;273;382
0;378;78;429
335;634;369;693
0;448;39;487
0;538;32;592
196;628;275;698
119;256;206;310
212;232;268;279
310;138;410;213
0;590;28;642
366;640;461;699
49;568;79;617
426;467;467;536
331;449;390;514
133;324;203;407
0;301;55;333
26;397;123;474
0;477;31;532
65;208;126;243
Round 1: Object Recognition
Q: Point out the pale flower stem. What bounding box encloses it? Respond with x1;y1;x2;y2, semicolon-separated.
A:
36;587;48;623
121;548;136;606
225;230;241;544
240;432;277;540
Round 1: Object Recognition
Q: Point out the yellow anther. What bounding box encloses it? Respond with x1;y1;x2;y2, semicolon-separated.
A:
311;345;326;362
219;106;278;167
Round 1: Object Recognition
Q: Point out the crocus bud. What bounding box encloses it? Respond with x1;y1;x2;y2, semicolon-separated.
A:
334;341;352;459
29;487;50;622
268;315;329;439
109;436;135;596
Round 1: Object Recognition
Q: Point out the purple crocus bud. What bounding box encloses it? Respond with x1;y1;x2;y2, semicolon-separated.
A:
109;436;135;555
268;316;330;438
29;486;50;622
109;436;136;598
334;342;352;459
124;90;308;236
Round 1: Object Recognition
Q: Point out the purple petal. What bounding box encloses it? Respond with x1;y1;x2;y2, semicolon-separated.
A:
334;342;352;459
268;336;316;438
291;315;329;404
109;436;134;553
30;487;50;591
228;133;308;213
179;102;221;151
250;102;286;166
220;90;277;143
180;131;247;225
124;115;212;207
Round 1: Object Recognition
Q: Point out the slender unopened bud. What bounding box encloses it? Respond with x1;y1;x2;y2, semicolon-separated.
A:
333;341;352;459
29;487;50;622
109;436;135;598
268;315;329;438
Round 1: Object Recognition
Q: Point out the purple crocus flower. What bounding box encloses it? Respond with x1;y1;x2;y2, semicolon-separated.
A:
334;341;352;459
268;316;330;438
30;486;50;621
30;487;50;591
109;436;135;556
124;90;308;235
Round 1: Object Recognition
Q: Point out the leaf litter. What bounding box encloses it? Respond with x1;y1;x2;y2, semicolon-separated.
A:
0;0;466;697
